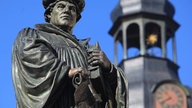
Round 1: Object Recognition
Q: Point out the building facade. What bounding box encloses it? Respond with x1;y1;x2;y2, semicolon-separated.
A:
109;0;192;107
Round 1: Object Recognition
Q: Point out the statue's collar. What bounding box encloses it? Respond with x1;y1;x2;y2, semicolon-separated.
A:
35;23;77;39
35;23;90;47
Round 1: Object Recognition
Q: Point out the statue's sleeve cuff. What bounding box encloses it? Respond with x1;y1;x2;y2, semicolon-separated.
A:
103;64;117;87
105;64;117;78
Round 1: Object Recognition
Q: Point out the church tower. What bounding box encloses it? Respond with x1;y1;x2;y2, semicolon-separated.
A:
109;0;192;108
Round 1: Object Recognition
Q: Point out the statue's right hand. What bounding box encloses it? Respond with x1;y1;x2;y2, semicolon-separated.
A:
68;67;90;79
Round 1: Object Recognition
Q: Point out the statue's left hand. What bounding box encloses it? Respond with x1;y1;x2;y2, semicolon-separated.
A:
88;48;111;72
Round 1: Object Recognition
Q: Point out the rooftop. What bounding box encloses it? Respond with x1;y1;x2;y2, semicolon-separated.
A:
111;0;175;22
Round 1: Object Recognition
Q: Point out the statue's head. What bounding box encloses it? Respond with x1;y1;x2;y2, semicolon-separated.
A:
43;0;85;31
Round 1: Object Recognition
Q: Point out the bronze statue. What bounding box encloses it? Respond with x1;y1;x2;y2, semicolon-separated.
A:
12;0;128;107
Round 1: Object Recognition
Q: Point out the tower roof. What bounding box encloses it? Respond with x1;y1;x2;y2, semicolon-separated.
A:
111;0;175;22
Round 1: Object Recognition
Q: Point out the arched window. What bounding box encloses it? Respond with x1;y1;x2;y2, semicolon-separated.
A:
126;23;140;49
126;23;140;58
145;22;161;57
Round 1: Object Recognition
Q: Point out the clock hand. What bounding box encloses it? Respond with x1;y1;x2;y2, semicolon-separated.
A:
159;93;172;104
160;96;171;103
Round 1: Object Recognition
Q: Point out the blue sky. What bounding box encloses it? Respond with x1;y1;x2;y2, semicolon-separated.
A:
0;0;191;107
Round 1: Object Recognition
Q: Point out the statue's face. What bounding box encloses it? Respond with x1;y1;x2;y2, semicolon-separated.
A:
50;1;77;29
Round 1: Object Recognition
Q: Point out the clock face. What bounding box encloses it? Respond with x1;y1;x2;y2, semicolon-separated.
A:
154;83;187;108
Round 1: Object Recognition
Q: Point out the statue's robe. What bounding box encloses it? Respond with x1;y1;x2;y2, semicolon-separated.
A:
12;24;128;108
